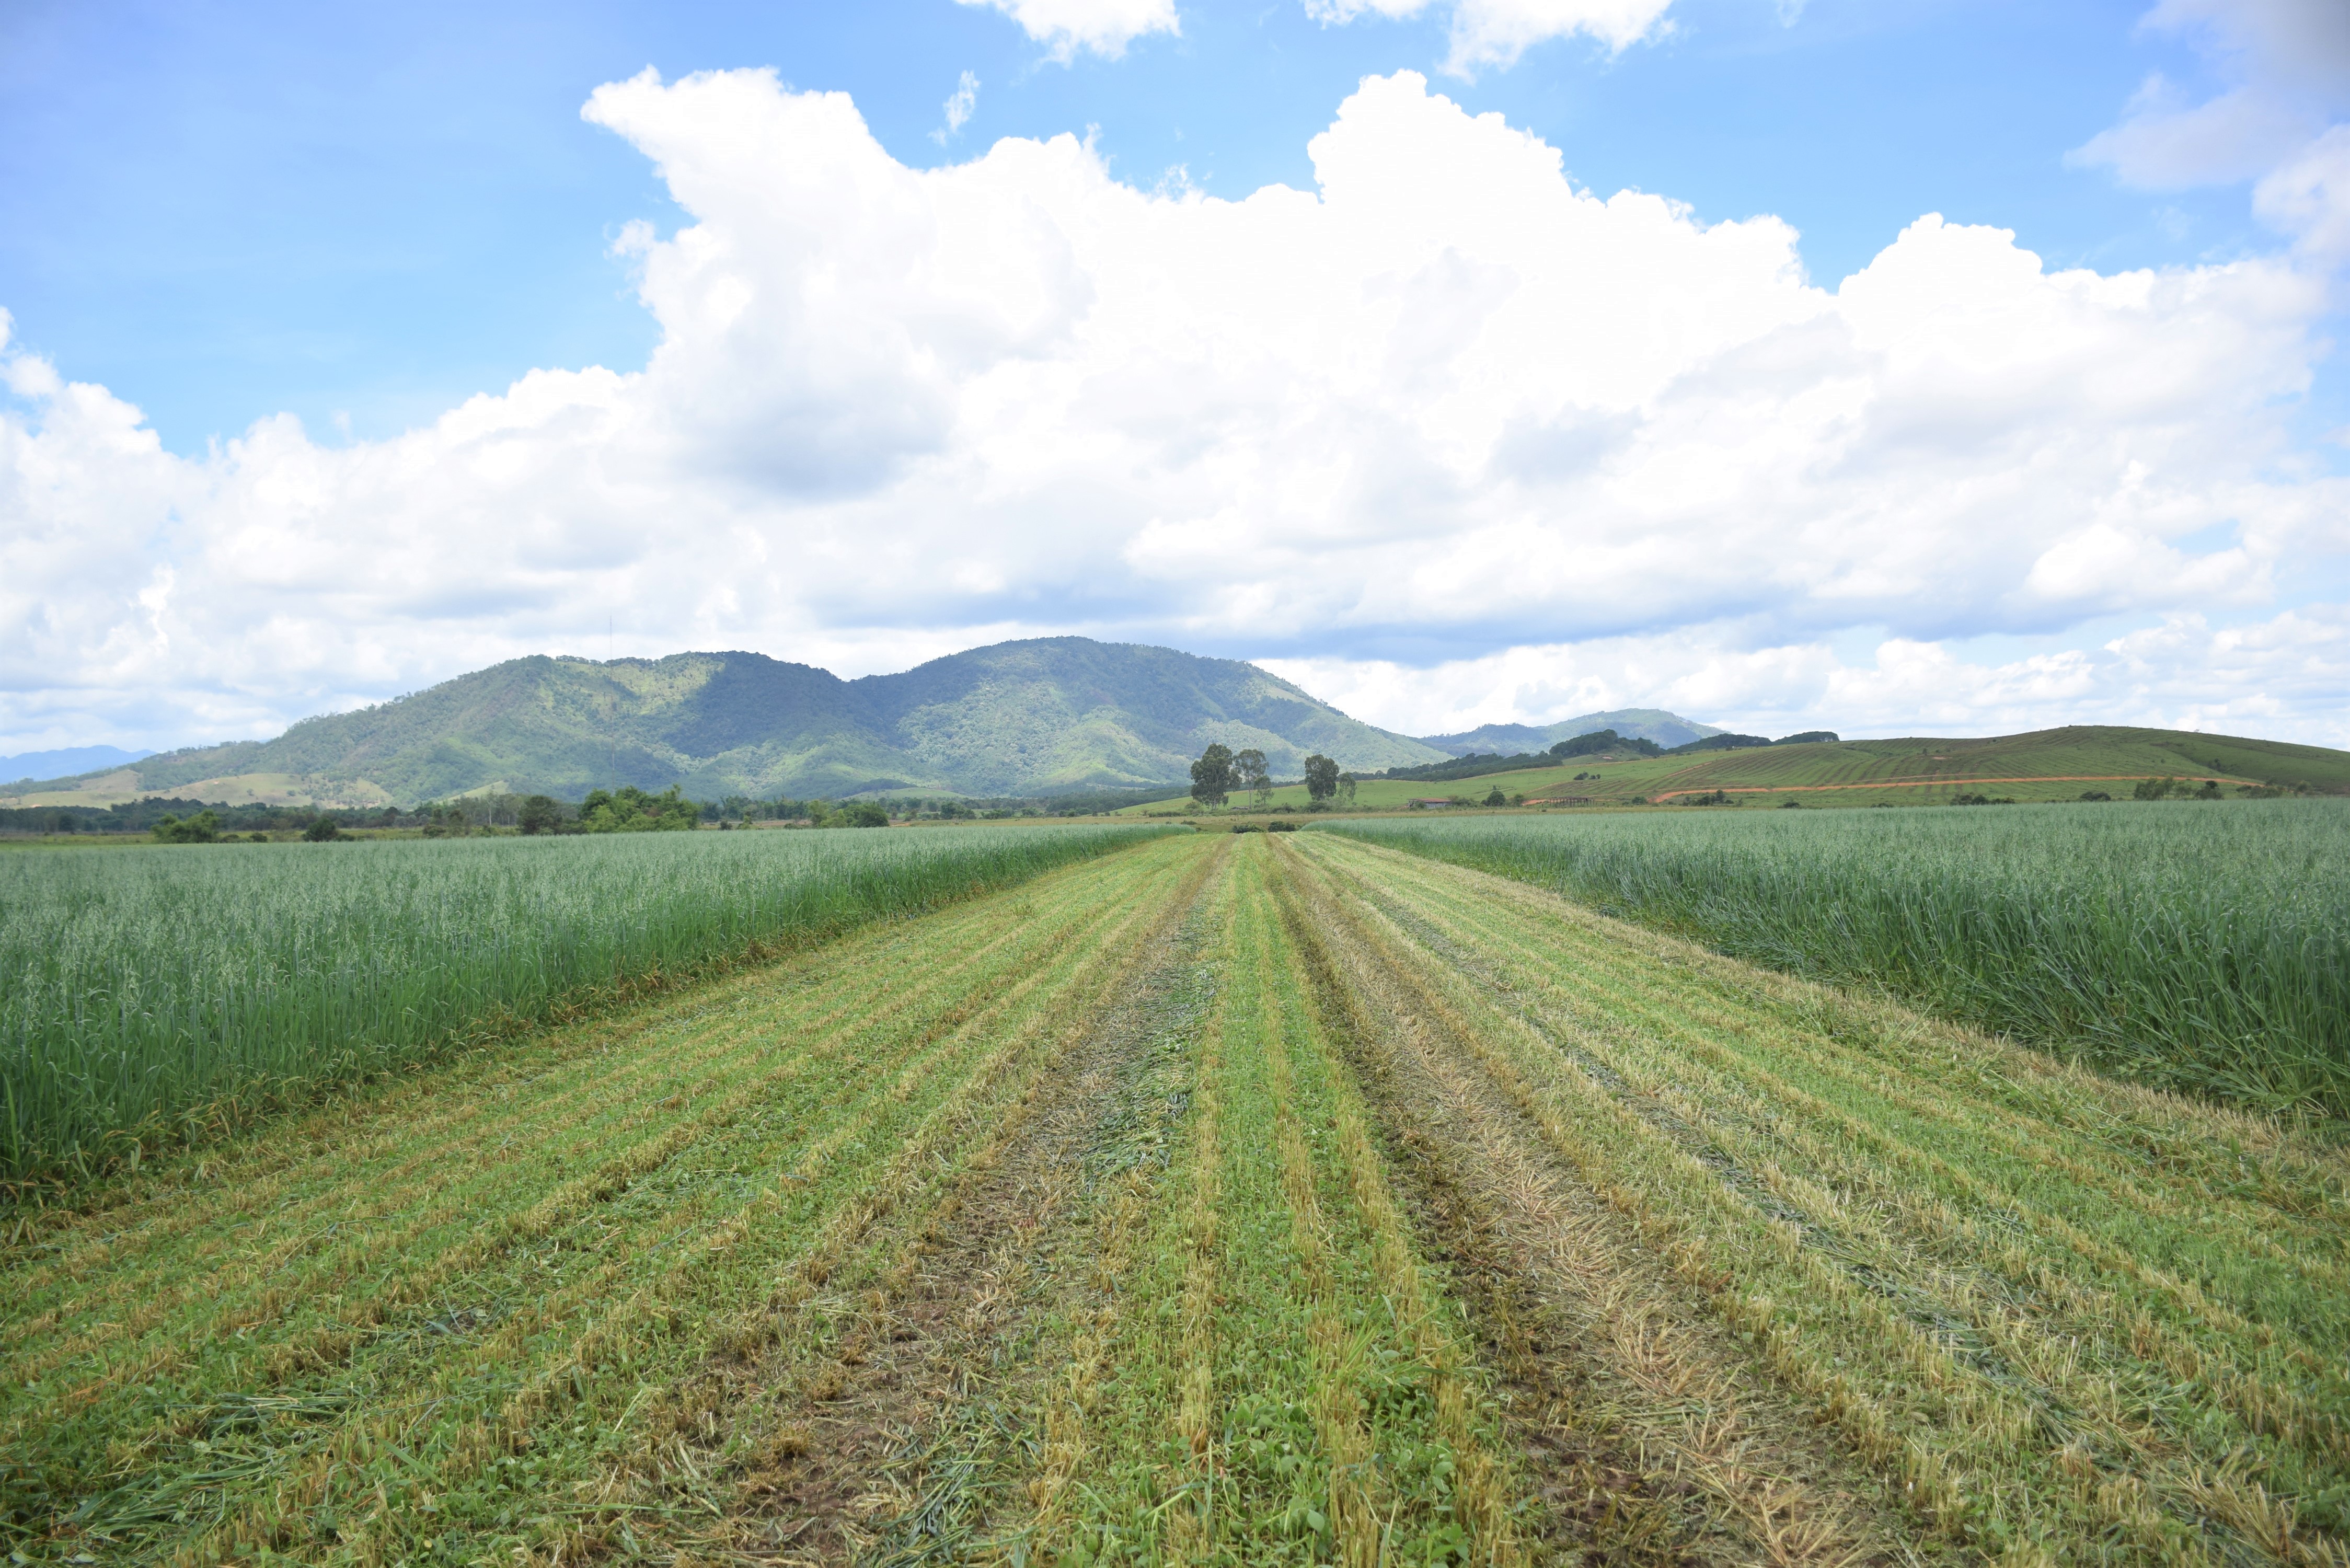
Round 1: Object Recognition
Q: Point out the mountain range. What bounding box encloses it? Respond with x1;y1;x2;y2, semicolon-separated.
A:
4;639;1713;808
0;744;156;786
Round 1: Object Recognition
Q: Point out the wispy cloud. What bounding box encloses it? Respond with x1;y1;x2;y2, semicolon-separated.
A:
2072;0;2350;262
954;0;1179;63
932;70;980;145
1301;0;1677;77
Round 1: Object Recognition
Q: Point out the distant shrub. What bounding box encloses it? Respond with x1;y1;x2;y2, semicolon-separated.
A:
2079;791;2112;802
303;817;343;842
517;794;565;835
1483;786;1507;806
2134;777;2178;801
1268;820;1298;833
151;811;222;845
838;802;891;828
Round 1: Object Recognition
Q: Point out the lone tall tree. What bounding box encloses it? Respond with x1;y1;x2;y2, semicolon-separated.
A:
1191;743;1235;808
1304;754;1339;804
1233;748;1270;809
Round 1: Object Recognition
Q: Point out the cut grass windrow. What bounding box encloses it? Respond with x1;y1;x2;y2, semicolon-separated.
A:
1268;837;1908;1567
1291;831;2350;1566
0;833;1203;1561
1035;836;1524;1567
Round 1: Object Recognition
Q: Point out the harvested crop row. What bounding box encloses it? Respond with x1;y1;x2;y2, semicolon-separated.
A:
1289;830;2350;1567
1036;835;1522;1567
0;832;1203;1562
567;833;1234;1564
1267;838;1917;1566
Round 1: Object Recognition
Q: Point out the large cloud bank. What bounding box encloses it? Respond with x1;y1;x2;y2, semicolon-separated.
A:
3;68;2346;753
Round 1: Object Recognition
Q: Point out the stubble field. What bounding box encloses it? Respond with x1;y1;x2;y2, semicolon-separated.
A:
4;828;2345;1566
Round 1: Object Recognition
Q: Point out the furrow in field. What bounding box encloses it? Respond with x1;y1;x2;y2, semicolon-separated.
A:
1342;837;2348;1296
2;834;1198;1561
7;894;1047;1319
1295;832;2350;1565
1272;837;1914;1567
1036;838;1525;1567
1322;839;2350;1485
1320;835;2350;1384
605;835;1235;1565
191;841;1194;1564
3;879;1096;1447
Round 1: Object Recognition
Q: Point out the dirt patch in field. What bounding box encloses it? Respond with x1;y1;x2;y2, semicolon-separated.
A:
1272;845;1933;1568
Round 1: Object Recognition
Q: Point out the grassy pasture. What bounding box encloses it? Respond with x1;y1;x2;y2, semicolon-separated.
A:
1320;802;2350;1118
0;823;1177;1183
6;830;2345;1564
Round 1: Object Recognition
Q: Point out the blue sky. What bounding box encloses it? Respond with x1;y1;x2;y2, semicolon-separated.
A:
2;0;2283;451
2;0;2346;753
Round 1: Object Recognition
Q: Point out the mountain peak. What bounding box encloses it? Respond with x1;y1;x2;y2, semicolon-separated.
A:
4;639;1447;806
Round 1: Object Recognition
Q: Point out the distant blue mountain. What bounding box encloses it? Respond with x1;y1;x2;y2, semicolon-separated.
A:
1;745;156;787
1414;708;1722;756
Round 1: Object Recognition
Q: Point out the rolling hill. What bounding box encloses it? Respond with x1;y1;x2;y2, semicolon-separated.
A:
0;639;1449;808
1122;725;2350;812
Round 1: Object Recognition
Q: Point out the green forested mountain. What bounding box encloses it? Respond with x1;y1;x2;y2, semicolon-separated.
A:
1415;708;1722;756
21;639;1448;806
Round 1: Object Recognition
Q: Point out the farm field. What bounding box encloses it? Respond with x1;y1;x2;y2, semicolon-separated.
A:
1119;725;2350;813
6;829;2345;1565
1329;801;2350;1119
0;823;1174;1184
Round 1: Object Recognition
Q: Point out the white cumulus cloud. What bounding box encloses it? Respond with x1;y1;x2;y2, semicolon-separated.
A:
955;0;1179;62
2;69;2345;753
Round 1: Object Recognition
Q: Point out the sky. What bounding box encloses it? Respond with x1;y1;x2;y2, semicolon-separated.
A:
3;0;2347;751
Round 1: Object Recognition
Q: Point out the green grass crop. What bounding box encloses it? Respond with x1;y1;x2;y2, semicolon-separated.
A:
10;827;2346;1565
1318;801;2350;1118
0;834;1204;1561
0;823;1179;1183
1287;832;2350;1563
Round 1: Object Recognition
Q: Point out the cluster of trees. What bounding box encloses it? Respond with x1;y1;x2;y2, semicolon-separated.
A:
1188;746;1351;809
1552;728;1667;759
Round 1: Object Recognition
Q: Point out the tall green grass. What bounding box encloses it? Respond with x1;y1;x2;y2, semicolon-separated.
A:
1321;802;2350;1119
0;825;1177;1182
